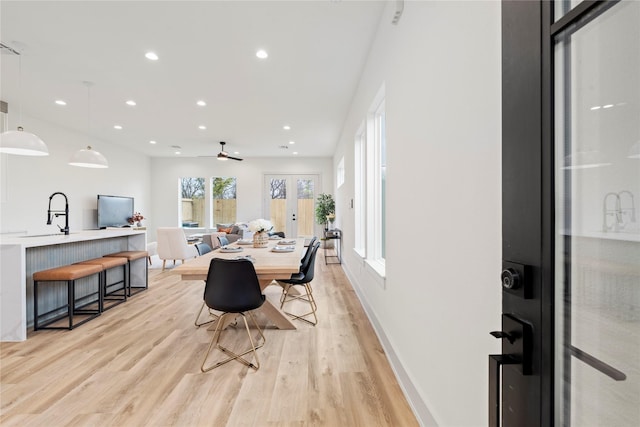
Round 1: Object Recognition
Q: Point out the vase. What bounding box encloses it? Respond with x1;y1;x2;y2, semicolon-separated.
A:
136;221;142;227
253;231;269;248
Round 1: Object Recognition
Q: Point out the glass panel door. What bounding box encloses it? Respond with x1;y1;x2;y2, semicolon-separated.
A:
264;174;318;238
554;1;640;425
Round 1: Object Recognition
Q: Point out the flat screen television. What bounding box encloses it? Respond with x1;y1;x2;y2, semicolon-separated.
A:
97;195;134;229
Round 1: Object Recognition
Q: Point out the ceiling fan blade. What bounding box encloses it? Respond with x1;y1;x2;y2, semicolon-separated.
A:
227;155;243;161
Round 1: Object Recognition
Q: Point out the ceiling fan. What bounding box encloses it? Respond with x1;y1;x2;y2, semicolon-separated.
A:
204;141;243;161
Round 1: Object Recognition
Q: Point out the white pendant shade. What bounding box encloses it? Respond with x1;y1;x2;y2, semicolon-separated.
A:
0;127;49;156
69;146;108;168
562;150;612;170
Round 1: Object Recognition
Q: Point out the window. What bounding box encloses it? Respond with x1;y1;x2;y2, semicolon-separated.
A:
365;85;386;276
211;177;237;225
376;100;386;260
180;177;205;228
336;156;345;188
354;124;366;257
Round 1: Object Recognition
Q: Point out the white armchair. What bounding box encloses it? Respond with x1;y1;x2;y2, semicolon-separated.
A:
157;227;199;271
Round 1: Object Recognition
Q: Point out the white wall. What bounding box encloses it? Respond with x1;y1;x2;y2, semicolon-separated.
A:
333;2;502;425
148;156;333;241
0;114;150;236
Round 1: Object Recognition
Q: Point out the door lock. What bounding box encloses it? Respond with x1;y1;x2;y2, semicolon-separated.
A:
501;261;531;299
501;268;520;289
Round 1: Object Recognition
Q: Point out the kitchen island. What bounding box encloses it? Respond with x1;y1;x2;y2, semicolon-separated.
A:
0;229;146;341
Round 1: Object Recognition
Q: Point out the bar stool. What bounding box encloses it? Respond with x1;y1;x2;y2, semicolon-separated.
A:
75;257;128;310
103;250;149;296
33;264;102;330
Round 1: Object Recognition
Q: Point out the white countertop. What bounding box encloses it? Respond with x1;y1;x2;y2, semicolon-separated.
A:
0;229;146;248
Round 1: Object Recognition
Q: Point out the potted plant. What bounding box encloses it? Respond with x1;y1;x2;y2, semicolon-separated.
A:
315;193;335;231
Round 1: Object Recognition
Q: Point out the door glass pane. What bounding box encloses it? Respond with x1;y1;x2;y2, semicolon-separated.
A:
554;1;640;426
180;177;205;228
269;178;287;234
554;0;580;22
297;178;315;236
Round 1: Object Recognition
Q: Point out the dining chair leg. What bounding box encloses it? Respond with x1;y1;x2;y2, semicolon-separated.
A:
201;312;266;372
194;300;218;327
280;282;318;326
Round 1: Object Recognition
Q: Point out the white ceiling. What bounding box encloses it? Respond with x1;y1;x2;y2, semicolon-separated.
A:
0;1;385;158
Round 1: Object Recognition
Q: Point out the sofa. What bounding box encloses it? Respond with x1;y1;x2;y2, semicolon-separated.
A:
202;232;240;249
201;223;246;249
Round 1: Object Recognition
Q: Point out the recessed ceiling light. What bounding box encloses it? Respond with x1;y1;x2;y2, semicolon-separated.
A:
198;125;206;130
234;151;240;155
175;151;181;155
55;100;67;106
289;141;295;145
114;125;123;130
590;106;601;110
283;125;291;130
126;100;136;106
149;140;157;144
256;49;268;59
603;104;614;109
196;100;206;107
292;152;298;155
145;52;159;61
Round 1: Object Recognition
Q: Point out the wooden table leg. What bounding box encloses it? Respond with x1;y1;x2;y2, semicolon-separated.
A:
258;279;297;330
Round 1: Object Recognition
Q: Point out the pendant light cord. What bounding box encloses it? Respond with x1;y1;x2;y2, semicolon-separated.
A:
17;53;23;127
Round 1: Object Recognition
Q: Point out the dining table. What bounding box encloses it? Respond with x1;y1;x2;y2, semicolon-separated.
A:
172;237;306;330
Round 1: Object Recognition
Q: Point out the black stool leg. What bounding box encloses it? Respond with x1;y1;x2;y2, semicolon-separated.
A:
68;280;74;330
34;280;39;330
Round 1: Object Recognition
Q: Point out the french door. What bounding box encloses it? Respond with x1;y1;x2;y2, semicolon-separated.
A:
499;1;639;425
263;174;319;238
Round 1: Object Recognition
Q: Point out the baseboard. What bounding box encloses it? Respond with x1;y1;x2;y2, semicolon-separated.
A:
342;262;440;427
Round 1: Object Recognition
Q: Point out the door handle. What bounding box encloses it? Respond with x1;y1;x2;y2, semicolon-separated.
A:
489;354;519;427
488;314;533;427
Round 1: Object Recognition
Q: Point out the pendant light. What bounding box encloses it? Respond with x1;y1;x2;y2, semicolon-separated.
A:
69;81;108;168
628;141;640;159
561;150;612;170
0;43;49;156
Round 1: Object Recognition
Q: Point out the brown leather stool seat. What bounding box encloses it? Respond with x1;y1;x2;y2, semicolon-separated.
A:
33;264;102;330
103;250;149;296
76;257;128;310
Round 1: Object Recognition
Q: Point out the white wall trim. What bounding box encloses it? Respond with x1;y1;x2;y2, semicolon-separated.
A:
342;261;440;427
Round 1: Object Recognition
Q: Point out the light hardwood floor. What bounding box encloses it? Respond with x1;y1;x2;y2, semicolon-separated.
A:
1;252;419;426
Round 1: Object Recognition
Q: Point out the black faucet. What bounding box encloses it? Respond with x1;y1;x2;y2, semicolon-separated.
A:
47;192;69;235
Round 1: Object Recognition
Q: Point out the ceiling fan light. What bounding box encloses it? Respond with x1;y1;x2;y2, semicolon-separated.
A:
0;127;49;156
217;153;228;161
69;146;108;168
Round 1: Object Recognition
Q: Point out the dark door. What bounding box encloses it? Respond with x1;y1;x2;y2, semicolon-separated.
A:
498;1;639;425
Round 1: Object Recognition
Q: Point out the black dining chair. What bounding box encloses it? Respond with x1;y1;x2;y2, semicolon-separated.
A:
201;258;266;372
279;241;321;326
300;236;318;270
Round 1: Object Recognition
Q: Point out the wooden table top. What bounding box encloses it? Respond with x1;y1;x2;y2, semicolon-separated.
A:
173;237;305;282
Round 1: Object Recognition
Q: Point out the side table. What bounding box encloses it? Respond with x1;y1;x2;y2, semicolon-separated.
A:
323;228;342;265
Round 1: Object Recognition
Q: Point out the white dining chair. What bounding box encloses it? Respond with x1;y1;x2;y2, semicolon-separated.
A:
157;227;199;271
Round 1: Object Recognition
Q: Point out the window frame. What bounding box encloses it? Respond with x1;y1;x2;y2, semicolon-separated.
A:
365;84;386;277
354;123;366;258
